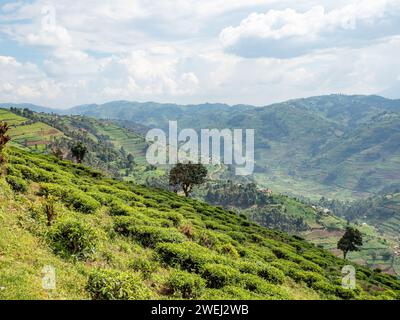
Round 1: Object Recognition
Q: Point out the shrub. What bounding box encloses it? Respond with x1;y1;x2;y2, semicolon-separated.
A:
39;183;100;214
201;263;241;288
298;259;323;273
287;269;325;286
216;243;240;259
165;212;183;227
86;269;152;300
156;242;216;272
6;175;27;192
87;191;115;205
257;264;285;284
14;164;39;181
120;225;186;248
167;270;206;299
236;261;261;275
311;280;336;295
334;286;357;300
47;218;97;259
179;224;195;239
196;231;218;248
227;231;247;244
239;274;290;299
130;257;159;278
108;200;134;216
67;189;101;214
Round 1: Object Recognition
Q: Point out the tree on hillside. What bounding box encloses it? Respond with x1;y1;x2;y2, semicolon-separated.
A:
169;162;207;197
127;153;134;164
71;142;88;164
0;121;11;165
337;227;363;259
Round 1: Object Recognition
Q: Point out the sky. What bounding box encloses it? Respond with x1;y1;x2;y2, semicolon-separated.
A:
0;0;400;108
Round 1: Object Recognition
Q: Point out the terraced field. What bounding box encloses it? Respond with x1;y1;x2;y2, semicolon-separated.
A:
1;109;64;151
92;121;148;164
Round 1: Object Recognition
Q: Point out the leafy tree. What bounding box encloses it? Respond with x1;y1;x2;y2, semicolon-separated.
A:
127;153;134;164
0;121;11;165
337;227;363;259
71;142;87;163
169;162;207;197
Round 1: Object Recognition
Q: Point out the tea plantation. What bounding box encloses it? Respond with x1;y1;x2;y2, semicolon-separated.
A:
1;147;400;299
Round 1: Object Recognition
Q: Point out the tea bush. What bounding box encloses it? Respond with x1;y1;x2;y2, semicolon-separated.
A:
6;175;27;192
201;263;241;288
167;270;206;299
257;264;285;284
127;225;186;248
130;257;159;278
156;242;217;272
86;269;152;300
47;218;97;259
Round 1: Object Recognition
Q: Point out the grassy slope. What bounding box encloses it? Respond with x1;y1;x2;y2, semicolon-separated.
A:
1;147;400;300
0;109;64;151
0;109;165;184
204;188;400;275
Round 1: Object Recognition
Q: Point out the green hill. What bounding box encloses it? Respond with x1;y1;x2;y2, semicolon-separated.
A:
0;108;164;184
0;147;399;300
58;95;400;200
200;182;400;274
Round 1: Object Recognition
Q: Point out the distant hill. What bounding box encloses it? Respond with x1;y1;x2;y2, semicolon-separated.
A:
0;103;60;114
43;94;400;200
2;95;400;199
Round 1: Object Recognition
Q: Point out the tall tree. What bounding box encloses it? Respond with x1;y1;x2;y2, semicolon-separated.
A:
169;162;207;197
337;227;363;259
71;142;87;164
0;121;11;165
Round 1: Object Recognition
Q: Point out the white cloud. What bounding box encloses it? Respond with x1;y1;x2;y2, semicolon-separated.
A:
220;0;400;58
0;0;399;107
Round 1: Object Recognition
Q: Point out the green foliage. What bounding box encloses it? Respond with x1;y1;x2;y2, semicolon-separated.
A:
167;270;206;299
47;218;97;259
169;162;207;197
337;227;363;259
5;175;27;192
71;142;87;163
130;257;159;278
257;264;285;284
108;200;135;216
156;242;217;272
86;269;152;300
123;225;186;248
0;121;11;165
39;183;100;214
201;263;241;288
1;146;400;300
238;274;289;299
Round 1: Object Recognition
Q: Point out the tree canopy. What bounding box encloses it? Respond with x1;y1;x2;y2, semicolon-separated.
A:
337;227;363;259
169;162;207;197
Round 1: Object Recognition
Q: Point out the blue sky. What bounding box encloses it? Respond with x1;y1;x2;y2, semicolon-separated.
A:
0;0;400;108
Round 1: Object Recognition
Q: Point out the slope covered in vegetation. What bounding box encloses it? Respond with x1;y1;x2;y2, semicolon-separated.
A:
200;182;400;274
61;95;400;200
1;147;400;300
0;108;163;184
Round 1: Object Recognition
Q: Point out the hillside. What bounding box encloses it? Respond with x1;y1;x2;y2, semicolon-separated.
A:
51;94;400;200
1;147;400;300
200;182;400;274
0;108;163;184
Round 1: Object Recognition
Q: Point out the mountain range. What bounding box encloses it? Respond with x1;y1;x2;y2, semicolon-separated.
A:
2;94;399;200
